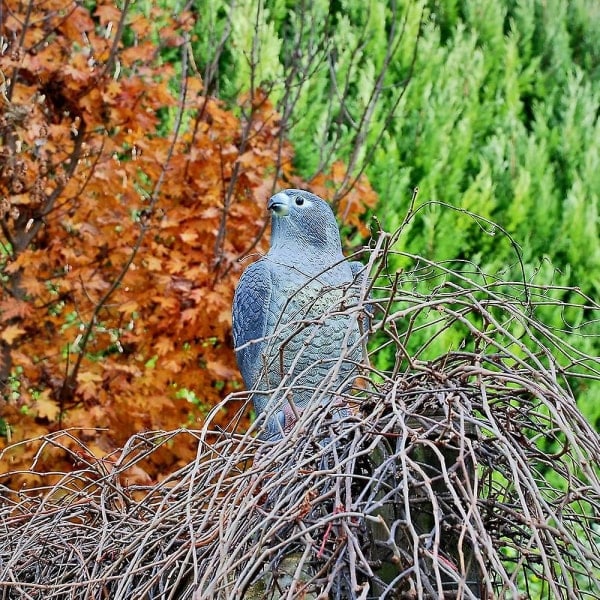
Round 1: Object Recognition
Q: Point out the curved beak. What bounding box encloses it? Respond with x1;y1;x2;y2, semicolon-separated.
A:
267;192;290;216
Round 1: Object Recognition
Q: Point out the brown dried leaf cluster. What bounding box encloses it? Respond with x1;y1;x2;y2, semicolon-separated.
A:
0;0;377;485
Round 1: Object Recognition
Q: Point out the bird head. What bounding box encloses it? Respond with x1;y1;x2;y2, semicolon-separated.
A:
267;189;344;258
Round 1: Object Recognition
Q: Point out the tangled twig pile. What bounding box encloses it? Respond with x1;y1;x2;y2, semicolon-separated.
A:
1;239;599;599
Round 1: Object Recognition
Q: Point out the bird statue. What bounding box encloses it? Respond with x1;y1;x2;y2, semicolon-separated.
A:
232;189;368;440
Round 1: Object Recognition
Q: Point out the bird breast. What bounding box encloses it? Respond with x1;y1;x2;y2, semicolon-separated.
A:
259;268;362;409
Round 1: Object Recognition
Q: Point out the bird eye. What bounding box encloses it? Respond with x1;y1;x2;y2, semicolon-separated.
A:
295;198;304;206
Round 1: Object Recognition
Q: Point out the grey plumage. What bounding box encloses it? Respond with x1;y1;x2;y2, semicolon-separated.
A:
232;189;367;440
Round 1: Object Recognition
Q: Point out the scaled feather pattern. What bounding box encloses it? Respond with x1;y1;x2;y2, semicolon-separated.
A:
232;189;366;440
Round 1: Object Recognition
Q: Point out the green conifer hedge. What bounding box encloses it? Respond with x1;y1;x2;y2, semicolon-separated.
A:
186;0;599;427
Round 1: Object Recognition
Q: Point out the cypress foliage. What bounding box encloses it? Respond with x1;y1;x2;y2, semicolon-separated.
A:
189;0;600;425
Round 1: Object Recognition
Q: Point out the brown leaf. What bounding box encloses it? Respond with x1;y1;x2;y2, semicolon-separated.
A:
206;359;238;380
95;5;122;26
154;337;174;356
118;300;139;315
0;298;33;321
77;371;103;401
0;325;26;344
34;390;60;421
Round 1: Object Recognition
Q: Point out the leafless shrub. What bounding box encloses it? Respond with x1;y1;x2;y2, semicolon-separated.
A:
1;227;599;599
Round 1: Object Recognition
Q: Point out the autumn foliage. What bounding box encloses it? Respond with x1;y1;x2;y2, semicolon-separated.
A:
0;0;377;486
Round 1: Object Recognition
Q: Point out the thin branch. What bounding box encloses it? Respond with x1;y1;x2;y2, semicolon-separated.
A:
57;36;191;410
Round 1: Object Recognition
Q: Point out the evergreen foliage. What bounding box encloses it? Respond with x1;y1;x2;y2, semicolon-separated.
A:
188;0;600;428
